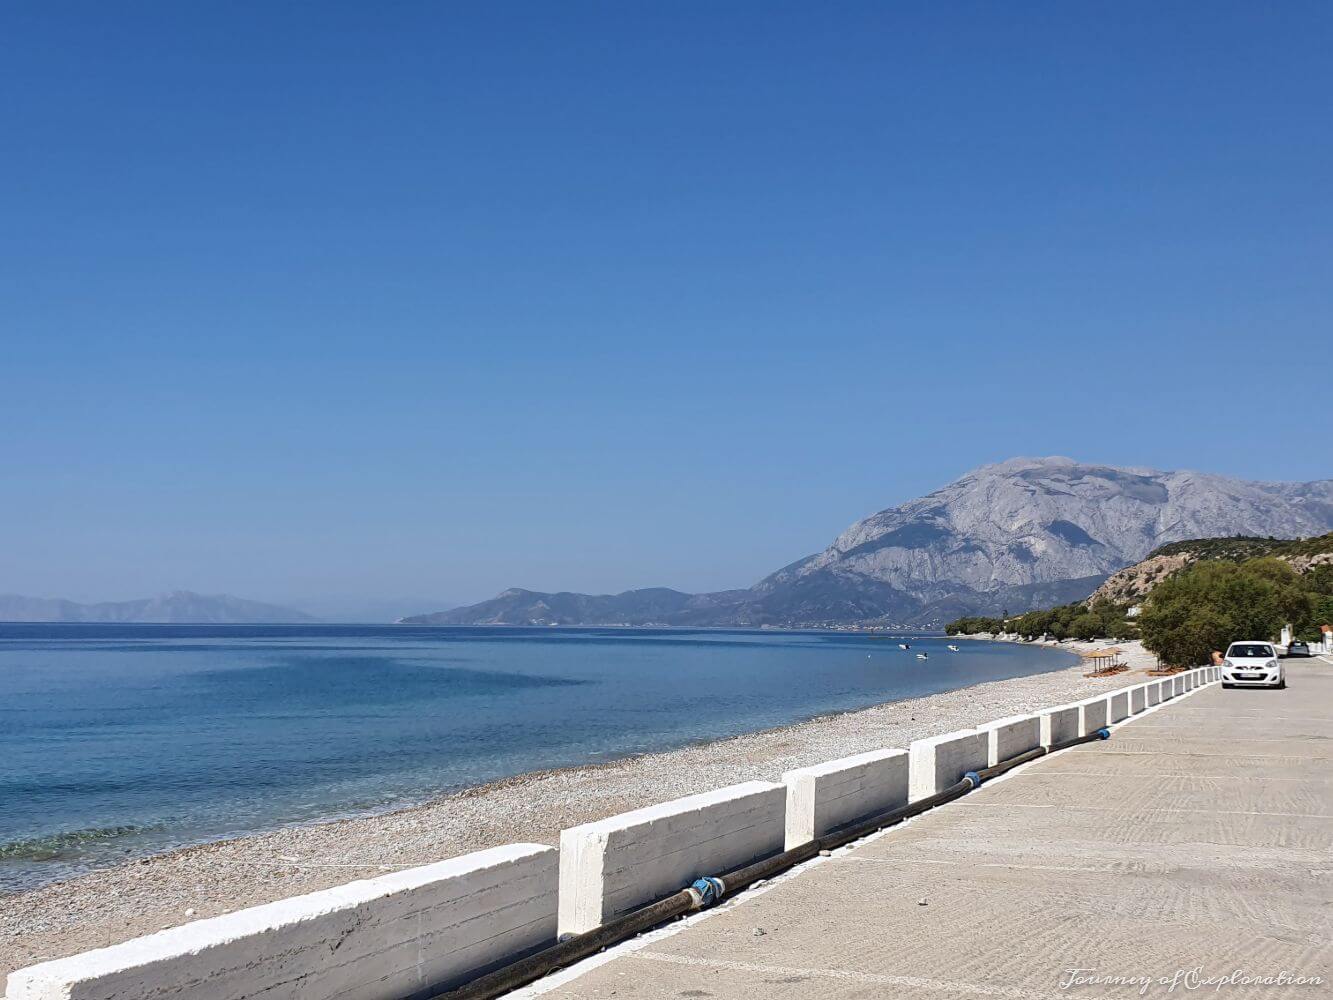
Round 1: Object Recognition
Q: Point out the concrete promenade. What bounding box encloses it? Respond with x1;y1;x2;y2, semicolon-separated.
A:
534;664;1332;999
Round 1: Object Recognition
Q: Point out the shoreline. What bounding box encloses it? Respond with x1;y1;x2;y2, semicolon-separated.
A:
951;632;1161;671
0;642;1146;976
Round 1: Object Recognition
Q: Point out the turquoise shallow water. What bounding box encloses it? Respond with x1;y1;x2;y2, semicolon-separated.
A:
0;624;1076;891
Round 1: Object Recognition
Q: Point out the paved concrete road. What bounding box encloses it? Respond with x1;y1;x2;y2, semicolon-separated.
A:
533;664;1332;1000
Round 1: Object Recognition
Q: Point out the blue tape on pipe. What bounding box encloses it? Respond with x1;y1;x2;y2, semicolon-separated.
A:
691;876;725;907
963;770;982;788
1096;727;1111;740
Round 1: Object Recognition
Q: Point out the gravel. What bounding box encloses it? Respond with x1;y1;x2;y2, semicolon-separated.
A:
0;646;1134;977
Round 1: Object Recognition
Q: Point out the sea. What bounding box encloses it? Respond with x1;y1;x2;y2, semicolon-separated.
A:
0;624;1078;892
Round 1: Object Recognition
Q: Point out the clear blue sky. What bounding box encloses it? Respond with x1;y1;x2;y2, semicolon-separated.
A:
3;3;1330;617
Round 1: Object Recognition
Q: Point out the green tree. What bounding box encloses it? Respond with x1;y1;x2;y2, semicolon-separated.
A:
1138;561;1288;666
1067;612;1101;641
1240;557;1314;626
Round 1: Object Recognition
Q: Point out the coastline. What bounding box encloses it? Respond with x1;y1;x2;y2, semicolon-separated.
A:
0;642;1150;976
953;632;1160;671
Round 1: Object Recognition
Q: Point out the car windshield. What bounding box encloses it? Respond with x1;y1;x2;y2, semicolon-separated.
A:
1228;644;1273;658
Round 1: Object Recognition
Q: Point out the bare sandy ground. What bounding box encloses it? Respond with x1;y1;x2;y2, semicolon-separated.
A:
0;648;1148;977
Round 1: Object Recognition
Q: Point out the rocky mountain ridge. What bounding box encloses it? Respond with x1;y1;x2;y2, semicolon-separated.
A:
404;458;1333;628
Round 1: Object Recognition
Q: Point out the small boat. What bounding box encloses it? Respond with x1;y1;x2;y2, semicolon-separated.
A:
899;643;910;650
916;652;929;660
947;644;960;651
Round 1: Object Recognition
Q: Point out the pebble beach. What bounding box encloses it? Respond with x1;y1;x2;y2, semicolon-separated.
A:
1;641;1149;977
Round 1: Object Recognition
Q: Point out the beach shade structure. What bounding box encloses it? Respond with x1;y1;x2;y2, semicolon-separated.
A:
1081;648;1120;675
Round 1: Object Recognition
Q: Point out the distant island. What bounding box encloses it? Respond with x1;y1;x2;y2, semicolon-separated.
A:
0;590;317;624
402;457;1333;629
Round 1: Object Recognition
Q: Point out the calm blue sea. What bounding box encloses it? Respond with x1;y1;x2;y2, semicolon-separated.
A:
0;624;1077;892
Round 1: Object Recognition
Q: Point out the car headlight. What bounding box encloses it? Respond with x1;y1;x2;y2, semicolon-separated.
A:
1224;659;1234;668
1265;659;1279;669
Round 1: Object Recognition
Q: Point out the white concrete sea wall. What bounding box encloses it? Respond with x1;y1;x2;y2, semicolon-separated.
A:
782;749;909;849
1077;697;1108;735
977;714;1040;767
1038;704;1080;746
558;782;785;936
907;729;987;801
1130;685;1147;714
5;843;557;1000
1107;689;1131;724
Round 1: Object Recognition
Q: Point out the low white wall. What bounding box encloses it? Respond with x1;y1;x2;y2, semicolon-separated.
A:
782;748;908;849
6;843;557;1000
907;729;987;801
977;714;1040;767
1038;704;1080;746
1077;696;1108;735
558;781;784;936
9;647;1229;1000
1107;689;1131;724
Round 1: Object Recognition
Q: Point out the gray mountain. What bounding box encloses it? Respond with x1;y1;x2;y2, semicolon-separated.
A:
404;457;1333;628
401;587;752;627
0;590;318;624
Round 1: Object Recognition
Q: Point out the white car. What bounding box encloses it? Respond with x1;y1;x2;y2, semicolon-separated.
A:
1221;641;1286;689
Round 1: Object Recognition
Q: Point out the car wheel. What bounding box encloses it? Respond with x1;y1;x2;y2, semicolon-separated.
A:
1277;678;1287;690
